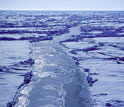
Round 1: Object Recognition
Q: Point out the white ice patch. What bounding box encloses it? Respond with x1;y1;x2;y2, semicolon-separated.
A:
15;96;29;107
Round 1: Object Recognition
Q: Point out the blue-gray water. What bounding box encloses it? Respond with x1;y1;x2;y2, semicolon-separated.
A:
0;11;124;107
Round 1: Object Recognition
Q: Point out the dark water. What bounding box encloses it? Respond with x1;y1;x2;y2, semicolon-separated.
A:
0;10;124;107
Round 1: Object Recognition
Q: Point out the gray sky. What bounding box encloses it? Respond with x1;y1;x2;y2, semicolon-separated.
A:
0;0;124;10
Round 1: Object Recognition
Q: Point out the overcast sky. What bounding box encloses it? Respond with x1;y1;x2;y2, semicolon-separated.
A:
0;0;124;10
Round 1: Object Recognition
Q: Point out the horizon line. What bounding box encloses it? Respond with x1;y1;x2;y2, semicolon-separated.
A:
0;9;124;11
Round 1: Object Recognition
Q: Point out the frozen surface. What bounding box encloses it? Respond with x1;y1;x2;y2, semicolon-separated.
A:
0;11;124;107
